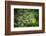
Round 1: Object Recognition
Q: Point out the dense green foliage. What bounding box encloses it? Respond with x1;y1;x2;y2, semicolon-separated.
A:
14;8;39;27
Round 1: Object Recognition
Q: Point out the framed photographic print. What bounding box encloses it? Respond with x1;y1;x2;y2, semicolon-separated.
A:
5;1;45;35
